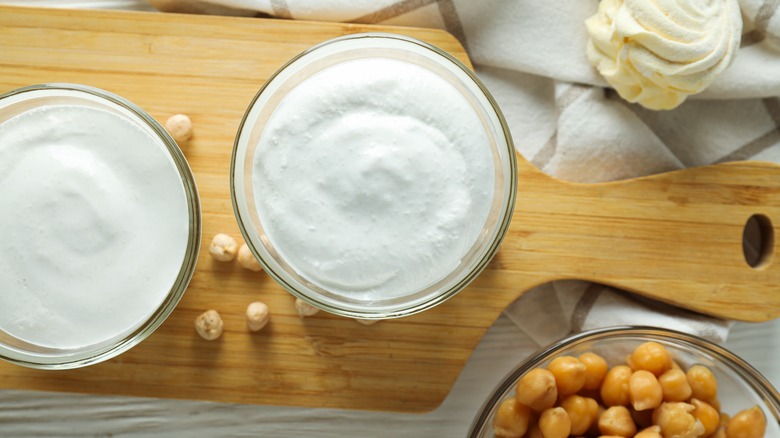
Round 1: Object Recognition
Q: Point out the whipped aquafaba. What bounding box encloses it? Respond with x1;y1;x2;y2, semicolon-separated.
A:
252;57;496;300
0;101;190;350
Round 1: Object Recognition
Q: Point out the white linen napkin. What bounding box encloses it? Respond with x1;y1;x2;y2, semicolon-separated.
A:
147;0;780;344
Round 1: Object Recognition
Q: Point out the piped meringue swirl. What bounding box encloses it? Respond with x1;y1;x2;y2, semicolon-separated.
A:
586;0;742;110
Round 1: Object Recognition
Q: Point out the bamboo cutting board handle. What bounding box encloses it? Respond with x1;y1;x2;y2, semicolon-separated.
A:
506;155;780;321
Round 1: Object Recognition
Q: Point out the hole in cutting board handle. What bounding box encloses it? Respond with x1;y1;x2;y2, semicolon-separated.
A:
743;214;774;269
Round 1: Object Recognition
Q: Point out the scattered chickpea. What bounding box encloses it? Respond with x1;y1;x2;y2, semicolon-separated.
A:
652;402;705;438
493;397;531;438
237;243;263;272
165;113;193;144
658;368;693;402
560;394;598;436
355;318;378;326
579;351;609;390
628;342;672;376
629;370;663;411
539;407;571;438
515;368;558;412
726;405;766;438
601;365;632;407
547;355;587;395
690;398;720;436
295;297;320;317
245;301;269;332
686;364;718;402
194;309;223;340
208;233;238;262
599;405;637;437
634;425;663;438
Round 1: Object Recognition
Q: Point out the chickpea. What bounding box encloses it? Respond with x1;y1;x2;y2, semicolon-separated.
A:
634;425;663;438
354;318;378;326
579;351;609;390
658;368;692;402
245;301;270;332
495;344;762;438
539;407;571;438
493;398;531;438
560;394;599;436
165;113;193;144
598;405;637;437
629;370;663;411
295;298;320;317
711;428;727;438
548;355;587;395
515;368;558;412
601;365;632;407
588;405;606;436
726;405;766;438
208;233;238;262
686;365;718;402
709;413;730;438
237;243;263;272
628;342;672;376
652;402;705;438
709;397;722;412
586;398;601;430
525;419;543;438
689;398;719;436
194;309;223;341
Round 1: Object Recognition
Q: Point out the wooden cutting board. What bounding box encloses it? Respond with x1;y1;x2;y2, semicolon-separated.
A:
4;4;780;413
0;5;494;413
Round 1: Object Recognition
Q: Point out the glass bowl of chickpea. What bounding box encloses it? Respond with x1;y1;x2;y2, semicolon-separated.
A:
468;326;780;438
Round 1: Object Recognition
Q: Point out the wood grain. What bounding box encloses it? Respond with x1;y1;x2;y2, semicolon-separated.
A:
511;157;780;322
2;4;780;413
0;5;484;413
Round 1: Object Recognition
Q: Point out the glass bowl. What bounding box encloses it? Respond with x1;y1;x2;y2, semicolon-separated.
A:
0;84;201;369
231;33;517;319
469;326;780;437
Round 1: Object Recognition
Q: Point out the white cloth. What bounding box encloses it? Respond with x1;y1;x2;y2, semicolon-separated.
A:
146;0;780;344
0;2;777;435
152;0;780;98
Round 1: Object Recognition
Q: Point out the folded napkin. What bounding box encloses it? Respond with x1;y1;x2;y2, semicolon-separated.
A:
147;0;780;344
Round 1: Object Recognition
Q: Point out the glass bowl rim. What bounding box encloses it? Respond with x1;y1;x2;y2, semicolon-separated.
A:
468;325;780;437
0;83;202;369
229;32;518;320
